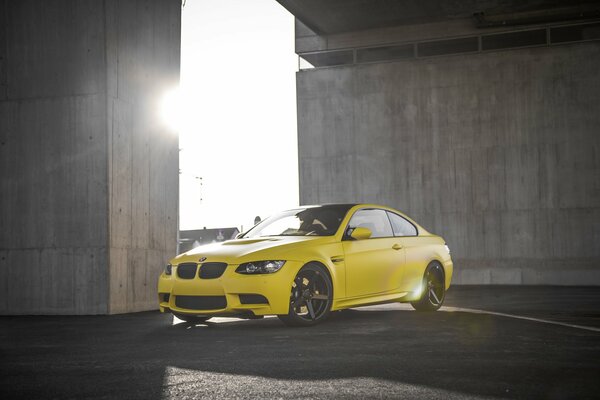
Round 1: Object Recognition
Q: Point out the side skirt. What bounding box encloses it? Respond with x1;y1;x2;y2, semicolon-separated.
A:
332;291;410;311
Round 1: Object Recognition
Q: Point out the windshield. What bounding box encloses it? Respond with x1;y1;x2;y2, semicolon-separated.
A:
241;205;354;238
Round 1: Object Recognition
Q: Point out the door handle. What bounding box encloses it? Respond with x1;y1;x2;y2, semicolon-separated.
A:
392;243;403;250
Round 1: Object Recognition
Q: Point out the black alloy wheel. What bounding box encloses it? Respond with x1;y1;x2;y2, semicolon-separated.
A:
278;263;333;327
411;262;445;311
173;312;211;324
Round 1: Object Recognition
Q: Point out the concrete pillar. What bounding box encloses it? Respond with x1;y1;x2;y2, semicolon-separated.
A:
0;0;180;314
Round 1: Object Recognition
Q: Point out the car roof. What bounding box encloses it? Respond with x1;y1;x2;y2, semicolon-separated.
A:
296;203;431;236
295;203;358;209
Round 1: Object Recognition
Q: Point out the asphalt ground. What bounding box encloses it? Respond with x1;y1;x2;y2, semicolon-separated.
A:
1;286;599;399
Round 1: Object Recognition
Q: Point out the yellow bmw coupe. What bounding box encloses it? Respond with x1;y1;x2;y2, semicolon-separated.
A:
158;204;453;326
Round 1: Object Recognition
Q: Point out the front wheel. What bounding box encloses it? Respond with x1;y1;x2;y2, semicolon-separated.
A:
411;262;445;311
278;263;333;327
173;313;211;324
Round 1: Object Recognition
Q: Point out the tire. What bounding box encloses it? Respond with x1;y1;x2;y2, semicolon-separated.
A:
278;263;333;327
411;262;445;312
173;313;211;324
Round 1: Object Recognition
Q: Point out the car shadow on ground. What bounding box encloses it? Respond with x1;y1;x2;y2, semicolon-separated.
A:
143;307;598;399
2;288;600;399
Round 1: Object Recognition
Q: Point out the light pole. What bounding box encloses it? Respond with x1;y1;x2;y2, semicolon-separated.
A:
177;156;203;255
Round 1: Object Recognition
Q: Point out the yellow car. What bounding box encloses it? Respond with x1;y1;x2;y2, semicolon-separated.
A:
158;204;453;326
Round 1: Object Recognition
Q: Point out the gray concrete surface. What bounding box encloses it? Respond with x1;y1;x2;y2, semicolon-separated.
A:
0;0;180;314
295;39;600;284
1;286;599;399
285;1;600;53
277;0;597;36
105;0;180;314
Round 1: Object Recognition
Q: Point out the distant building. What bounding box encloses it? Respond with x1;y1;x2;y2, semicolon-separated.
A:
178;227;240;253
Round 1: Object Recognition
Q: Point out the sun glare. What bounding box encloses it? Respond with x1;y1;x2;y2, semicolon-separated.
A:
160;86;183;133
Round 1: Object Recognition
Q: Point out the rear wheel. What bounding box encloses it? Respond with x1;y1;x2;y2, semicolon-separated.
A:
278;263;333;327
173;313;211;324
411;262;445;311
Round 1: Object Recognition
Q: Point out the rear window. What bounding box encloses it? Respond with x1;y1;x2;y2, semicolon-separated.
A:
387;212;418;237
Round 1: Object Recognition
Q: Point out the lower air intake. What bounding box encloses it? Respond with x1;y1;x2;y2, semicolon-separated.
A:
175;295;227;310
239;294;269;304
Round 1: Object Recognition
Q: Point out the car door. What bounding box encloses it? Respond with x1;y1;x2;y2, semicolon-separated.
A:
342;209;406;298
386;211;421;292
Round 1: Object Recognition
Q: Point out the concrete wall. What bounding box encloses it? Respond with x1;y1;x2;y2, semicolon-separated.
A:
297;42;600;285
0;0;180;314
105;0;180;313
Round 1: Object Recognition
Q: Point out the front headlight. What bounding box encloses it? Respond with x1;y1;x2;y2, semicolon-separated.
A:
235;260;286;274
165;264;172;275
444;244;450;254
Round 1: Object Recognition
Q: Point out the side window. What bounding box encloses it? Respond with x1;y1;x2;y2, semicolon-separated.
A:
347;209;393;238
387;211;417;237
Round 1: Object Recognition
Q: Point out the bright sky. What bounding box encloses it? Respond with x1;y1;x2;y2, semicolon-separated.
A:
174;0;299;232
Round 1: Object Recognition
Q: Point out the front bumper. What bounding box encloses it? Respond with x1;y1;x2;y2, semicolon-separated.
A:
158;260;303;317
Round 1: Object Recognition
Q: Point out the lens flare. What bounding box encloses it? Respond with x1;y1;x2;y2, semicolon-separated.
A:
413;284;423;298
159;86;182;133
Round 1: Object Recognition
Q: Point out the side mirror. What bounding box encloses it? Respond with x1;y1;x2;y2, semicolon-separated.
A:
350;227;372;240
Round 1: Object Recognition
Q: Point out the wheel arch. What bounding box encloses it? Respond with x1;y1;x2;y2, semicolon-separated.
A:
410;259;446;312
302;260;335;300
428;259;446;281
429;255;453;289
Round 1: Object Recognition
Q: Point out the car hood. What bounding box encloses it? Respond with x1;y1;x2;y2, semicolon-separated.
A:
172;236;334;264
